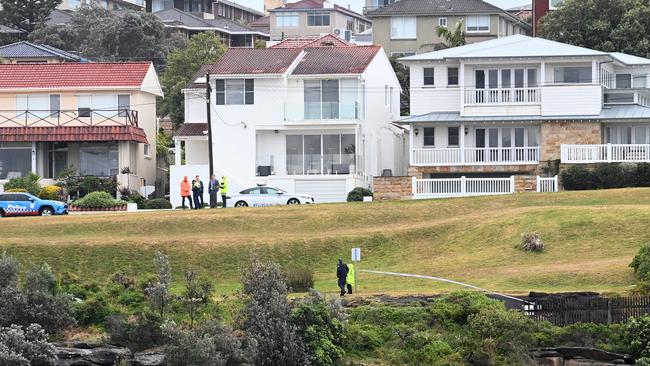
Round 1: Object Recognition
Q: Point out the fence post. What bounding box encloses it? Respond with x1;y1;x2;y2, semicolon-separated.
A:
607;143;612;162
536;175;540;193
554;175;559;192
411;176;417;198
460;176;466;195
510;176;515;194
607;298;612;324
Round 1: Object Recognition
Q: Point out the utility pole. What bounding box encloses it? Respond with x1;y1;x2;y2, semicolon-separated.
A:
205;72;214;177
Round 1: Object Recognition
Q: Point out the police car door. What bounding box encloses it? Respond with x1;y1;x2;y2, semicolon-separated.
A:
7;193;35;215
263;187;286;205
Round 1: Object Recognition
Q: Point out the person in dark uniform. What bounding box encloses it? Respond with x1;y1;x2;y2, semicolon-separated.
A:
208;175;219;208
336;258;349;296
192;175;204;209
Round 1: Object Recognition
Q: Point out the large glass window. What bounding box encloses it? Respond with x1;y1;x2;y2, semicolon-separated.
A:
615;74;632;89
79;144;118;176
391;16;416;39
286;135;303;175
304;80;341;119
277;13;299;27
0;143;31;180
76;94;130;118
307;12;330;26
285;134;355;175
215;79;254;105
303;135;321;174
466;15;490;32
323;135;341;174
554;66;592;83
16;94;55;119
118;94;130;117
606;126;650;144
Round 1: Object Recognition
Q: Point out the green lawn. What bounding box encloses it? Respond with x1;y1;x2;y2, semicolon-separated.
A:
1;188;649;296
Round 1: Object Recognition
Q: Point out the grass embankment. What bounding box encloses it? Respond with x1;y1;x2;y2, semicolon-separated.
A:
2;189;650;295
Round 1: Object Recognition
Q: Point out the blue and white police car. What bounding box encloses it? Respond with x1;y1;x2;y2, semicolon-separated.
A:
229;186;315;207
0;192;68;217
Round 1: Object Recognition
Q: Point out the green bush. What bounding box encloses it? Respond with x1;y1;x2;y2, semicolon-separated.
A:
347;187;373;202
561;166;596;190
429;291;500;326
625;315;650;360
38;185;62;200
105;312;166;352
285;267;314;293
143;198;172;210
123;190;146;209
75;294;114;326
562;163;649;190
631;245;650;281
344;324;383;355
72;191;127;208
3;173;41;195
593;164;630;189
636;163;650;187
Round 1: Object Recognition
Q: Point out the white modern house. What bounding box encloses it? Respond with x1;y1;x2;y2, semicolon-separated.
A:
394;35;650;198
170;37;404;206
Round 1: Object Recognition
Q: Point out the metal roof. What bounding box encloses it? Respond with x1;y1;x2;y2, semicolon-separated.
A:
0;41;81;61
398;105;650;124
154;8;268;36
366;0;512;17
610;52;650;66
0;24;24;34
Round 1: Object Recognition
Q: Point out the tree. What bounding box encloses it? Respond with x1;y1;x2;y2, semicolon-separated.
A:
539;0;650;58
158;32;225;127
435;20;466;49
0;0;61;34
145;250;172;318
0;324;56;366
390;56;410;116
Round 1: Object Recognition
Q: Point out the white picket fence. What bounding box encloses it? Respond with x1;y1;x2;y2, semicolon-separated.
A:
537;175;559;192
412;176;515;199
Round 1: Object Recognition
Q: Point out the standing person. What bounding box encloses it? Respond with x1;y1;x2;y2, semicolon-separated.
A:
192;175;204;209
219;175;228;208
208;174;220;208
336;259;349;296
180;176;193;209
346;262;355;295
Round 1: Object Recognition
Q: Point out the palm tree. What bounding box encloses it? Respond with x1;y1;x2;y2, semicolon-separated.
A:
436;20;466;49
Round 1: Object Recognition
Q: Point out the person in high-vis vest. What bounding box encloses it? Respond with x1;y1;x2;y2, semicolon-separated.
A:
346;262;355;294
219;175;228;208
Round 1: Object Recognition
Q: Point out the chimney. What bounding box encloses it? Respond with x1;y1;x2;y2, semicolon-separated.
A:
532;0;550;37
323;0;334;8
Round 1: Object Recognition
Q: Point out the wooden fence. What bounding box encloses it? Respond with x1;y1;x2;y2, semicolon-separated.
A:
526;296;650;326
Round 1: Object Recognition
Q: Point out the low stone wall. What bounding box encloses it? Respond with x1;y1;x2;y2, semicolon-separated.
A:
373;176;412;200
515;175;538;192
532;347;633;365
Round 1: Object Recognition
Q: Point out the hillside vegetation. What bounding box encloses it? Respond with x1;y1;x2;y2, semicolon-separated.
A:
2;189;650;295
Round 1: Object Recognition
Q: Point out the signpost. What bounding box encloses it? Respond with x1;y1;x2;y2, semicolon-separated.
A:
351;248;361;293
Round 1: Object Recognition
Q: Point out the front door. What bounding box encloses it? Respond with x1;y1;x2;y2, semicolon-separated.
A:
475;70;485;103
475;128;486;162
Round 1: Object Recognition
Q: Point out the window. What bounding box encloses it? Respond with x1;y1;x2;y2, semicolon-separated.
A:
527;69;537;87
447;67;459;86
285;134;356;175
438;17;447;27
616;74;632;89
391;16;416;39
0;142;31;180
554;66;592;83
423;68;434;86
604;93;635;103
77;95;91;118
304;80;340;119
118;94;130;117
423;127;435;146
16;94;53;119
634;74;647;88
448;127;459;146
144;144;151;158
276;13;299;27
79;144;118;176
215;79;254;105
307;12;330;26
77;94;128;118
466;15;489;32
50;95;60;118
390;51;416;57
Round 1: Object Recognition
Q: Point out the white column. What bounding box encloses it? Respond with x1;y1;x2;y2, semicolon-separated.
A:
459;123;465;165
408;125;414;166
540;61;546;87
31;142;37;174
592;59;598;84
459;62;465;115
174;138;181;166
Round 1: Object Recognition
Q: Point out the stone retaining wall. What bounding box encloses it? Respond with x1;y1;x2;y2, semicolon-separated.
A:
541;121;602;161
373;176;412;200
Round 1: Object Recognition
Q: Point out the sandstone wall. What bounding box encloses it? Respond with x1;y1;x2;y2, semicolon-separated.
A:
541;121;602;161
373;176;412;200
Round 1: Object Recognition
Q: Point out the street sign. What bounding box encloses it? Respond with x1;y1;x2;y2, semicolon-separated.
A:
351;247;361;262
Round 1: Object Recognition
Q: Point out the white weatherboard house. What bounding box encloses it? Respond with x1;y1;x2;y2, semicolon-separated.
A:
170;38;404;206
395;35;650;199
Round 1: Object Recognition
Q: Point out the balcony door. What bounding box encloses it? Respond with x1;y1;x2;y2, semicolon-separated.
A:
475;128;485;162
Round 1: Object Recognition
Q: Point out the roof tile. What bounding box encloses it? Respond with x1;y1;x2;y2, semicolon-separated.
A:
292;45;381;74
0;126;148;143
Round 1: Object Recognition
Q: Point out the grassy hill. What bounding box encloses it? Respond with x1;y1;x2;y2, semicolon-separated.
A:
1;188;649;296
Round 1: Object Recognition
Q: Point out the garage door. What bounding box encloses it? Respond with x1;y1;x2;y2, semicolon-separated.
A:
295;179;347;203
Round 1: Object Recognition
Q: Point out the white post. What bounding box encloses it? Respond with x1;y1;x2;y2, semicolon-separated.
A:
607;143;612;162
459;123;465;165
411;176;417;198
459;62;465;115
554;175;559;192
510;175;515;194
31;142;37;174
409;125;414;166
460;176;466;196
536;175;540;193
174;137;181;166
540;61;546;87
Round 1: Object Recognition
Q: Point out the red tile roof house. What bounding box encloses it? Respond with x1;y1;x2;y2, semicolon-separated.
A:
172;37;405;205
0;62;163;196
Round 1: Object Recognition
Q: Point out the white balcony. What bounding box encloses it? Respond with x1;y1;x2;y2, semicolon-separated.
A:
284;102;361;122
411;147;541;166
463;88;541;105
561;144;650;163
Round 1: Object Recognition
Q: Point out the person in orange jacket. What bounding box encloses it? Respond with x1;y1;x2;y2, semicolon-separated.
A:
180;176;193;209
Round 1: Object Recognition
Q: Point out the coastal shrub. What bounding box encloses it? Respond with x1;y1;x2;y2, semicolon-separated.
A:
0;324;56;366
144;198;172;210
285;267;314;293
72;191;127;208
38;185;62;200
3;173;41;196
521;232;545;252
429;291;500;326
105;312;166;352
347;187;373;202
631;245;650;281
79;176;118;196
561;166;595;190
593;164;629;189
561;163;650;190
625;315;650;360
635;163;650;187
75;294;114;326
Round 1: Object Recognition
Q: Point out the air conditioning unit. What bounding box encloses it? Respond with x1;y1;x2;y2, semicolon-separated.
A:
333;28;352;41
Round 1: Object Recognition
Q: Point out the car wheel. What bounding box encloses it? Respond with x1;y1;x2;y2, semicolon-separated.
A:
0;210;5;217
234;201;248;207
40;207;54;216
287;198;300;205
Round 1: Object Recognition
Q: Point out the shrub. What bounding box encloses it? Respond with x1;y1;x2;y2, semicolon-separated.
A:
429;291;500;326
75;294;114;326
3;173;41;196
347;187;373;202
105;312;166;352
521;232;544;252
344;324;383;355
285;267;314;293
145;251;172;318
38;185;62;201
636;163;650;187
593;163;629;189
560;166;595;190
631;245;650;281
72;191;127;208
5;188;27;193
79;175;118;196
0;324;56;366
144;198;172;210
625;315;650;360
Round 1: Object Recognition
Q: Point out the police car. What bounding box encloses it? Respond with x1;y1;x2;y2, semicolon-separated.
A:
0;192;68;217
228;186;315;207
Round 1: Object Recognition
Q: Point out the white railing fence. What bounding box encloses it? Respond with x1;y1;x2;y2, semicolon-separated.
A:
537;175;558;192
464;88;541;105
412;176;515;199
600;68;615;89
561;144;650;163
411;147;540;166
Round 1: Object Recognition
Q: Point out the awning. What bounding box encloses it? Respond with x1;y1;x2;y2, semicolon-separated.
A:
0;126;148;143
175;123;208;137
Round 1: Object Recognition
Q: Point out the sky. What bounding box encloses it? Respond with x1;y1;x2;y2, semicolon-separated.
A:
237;0;529;15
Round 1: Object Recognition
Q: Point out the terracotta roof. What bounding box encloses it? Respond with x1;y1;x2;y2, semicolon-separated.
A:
0;126;148;143
175;123;208;137
282;0;325;9
208;48;303;75
0;62;152;89
292;45;381;74
271;34;352;48
186;64;214;89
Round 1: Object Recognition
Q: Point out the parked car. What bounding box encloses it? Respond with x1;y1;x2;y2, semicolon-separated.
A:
228;186;315;207
0;192;68;217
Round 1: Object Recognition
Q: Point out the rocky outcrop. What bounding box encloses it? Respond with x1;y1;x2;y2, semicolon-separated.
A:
52;342;166;366
532;347;634;365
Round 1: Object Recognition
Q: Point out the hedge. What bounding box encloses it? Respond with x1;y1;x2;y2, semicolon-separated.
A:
561;163;650;190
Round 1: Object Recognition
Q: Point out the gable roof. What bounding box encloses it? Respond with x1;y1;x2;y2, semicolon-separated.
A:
366;0;512;16
400;35;607;61
271;0;369;20
45;9;74;26
208;48;304;75
154;8;268;36
0;24;24;34
215;0;265;17
292;45;381;74
0;41;81;61
271;34;352;48
0;62;156;91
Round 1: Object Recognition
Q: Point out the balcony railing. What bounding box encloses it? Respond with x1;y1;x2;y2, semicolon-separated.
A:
464;88;541;105
0;109;139;127
561;144;650;163
412;176;515;199
284;102;360;121
411;147;541;166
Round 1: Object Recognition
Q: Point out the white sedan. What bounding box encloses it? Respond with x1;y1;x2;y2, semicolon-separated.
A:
228;186;315;207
